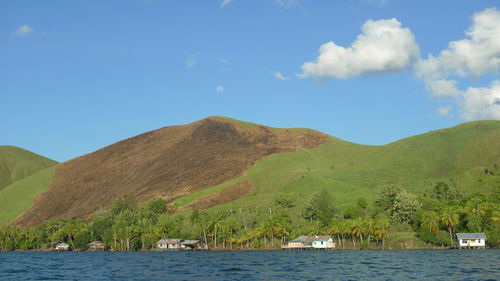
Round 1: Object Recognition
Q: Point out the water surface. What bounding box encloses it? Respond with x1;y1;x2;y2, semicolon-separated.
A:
0;250;498;280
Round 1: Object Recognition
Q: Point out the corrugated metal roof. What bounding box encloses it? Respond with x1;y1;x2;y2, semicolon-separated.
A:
305;235;332;242
290;236;308;242
456;233;486;239
181;240;201;245
157;238;182;244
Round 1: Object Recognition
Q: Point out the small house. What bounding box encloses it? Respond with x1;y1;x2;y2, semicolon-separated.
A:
282;235;335;250
283;236;308;249
50;241;70;251
157;238;182;250
456;233;486;249
180;240;208;251
88;241;106;251
306;235;335;249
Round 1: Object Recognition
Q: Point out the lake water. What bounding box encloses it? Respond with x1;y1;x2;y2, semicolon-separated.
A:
0;250;499;280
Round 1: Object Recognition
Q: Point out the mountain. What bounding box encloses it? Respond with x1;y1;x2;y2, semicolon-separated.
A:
4;117;500;227
0;146;57;191
13;117;329;226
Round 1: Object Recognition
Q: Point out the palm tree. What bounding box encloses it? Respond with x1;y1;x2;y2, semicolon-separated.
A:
249;226;265;247
338;221;350;249
208;213;223;248
223;217;240;249
364;218;374;244
440;208;459;246
154;216;172;239
350;218;364;246
119;225;137;251
421;211;439;234
326;218;344;248
373;216;389;248
111;224;120;250
137;218;154;249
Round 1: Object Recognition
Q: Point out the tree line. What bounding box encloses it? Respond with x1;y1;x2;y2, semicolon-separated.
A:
0;181;498;251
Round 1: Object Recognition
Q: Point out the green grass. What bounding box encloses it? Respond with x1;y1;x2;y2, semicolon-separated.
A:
189;120;500;216
0;166;56;225
0;145;58;191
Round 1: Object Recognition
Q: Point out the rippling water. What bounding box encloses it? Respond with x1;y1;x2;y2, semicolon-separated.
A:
0;250;499;280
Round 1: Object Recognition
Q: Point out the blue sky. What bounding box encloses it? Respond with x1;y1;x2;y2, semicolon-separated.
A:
1;0;499;162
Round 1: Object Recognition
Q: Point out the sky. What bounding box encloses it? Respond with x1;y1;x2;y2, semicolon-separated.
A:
1;0;499;162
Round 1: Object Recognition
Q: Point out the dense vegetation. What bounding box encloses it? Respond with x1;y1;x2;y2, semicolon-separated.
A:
1;179;498;251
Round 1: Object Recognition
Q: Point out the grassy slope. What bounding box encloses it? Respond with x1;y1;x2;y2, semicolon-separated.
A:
0;166;56;225
2;120;498;229
0;146;57;191
176;120;500;217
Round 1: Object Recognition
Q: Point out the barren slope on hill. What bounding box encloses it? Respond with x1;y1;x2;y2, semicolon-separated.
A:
0;146;57;191
14;117;329;226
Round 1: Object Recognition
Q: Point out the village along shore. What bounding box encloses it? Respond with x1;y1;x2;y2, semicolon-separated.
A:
7;232;491;252
2;183;498;252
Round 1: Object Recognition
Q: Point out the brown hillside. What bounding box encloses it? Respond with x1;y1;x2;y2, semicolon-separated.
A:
14;117;329;226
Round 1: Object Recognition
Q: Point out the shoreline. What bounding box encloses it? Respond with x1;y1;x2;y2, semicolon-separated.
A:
4;247;497;253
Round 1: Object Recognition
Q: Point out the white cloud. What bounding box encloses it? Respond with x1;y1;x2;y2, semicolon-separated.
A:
216;86;224;92
300;18;419;79
461;81;500;120
274;72;291;80
220;0;232;8
417;8;500;81
275;0;299;8
427;79;463;99
15;25;33;36
416;8;500;120
436;106;452;117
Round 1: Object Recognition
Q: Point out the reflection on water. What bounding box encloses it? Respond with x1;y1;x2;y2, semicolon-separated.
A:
0;250;499;280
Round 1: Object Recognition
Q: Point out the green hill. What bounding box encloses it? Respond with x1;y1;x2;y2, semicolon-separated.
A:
2;119;499;228
173;120;500;215
0;146;57;191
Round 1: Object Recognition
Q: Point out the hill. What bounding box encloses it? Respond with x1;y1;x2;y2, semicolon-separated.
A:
0;146;57;191
13;117;329;226
6;118;500;227
189;120;499;217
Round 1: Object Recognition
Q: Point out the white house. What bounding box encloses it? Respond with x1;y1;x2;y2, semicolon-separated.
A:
456;233;486;249
306;235;335;249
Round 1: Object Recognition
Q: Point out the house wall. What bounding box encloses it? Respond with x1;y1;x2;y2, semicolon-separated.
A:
312;238;334;249
157;243;168;249
459;239;485;247
288;242;306;248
